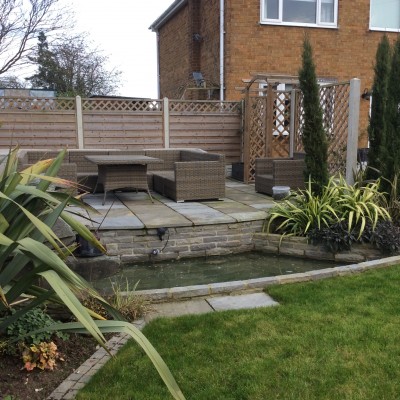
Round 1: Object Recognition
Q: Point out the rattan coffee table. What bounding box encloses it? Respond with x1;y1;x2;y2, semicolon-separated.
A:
85;155;162;205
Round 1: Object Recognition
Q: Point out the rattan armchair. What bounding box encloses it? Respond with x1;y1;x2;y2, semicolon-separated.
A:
255;156;306;196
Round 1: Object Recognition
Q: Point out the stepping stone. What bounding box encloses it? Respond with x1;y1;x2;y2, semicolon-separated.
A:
207;292;279;311
145;299;213;322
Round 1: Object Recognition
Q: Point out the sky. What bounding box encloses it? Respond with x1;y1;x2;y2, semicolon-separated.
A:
66;0;176;98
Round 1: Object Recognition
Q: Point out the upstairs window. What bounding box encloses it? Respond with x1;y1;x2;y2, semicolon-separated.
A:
370;0;400;31
261;0;337;28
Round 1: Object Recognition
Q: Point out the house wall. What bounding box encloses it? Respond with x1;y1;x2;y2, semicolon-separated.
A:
158;6;190;98
198;0;220;89
156;0;399;147
224;0;398;146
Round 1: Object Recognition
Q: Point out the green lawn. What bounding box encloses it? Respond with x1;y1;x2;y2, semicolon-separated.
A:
77;266;400;400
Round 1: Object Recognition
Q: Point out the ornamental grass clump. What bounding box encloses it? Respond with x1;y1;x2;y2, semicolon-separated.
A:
266;176;390;244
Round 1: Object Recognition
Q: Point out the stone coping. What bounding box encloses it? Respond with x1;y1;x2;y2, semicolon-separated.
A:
133;254;400;301
48;254;400;399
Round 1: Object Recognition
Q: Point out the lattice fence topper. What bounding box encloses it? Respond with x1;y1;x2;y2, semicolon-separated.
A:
294;82;350;176
0;97;75;111
169;100;242;113
247;97;267;181
82;98;163;112
271;90;291;158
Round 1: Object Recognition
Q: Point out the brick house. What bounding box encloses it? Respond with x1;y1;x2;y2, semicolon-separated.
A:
150;0;400;145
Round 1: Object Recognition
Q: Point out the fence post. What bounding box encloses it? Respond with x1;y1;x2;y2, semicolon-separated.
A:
76;96;84;149
163;97;170;148
345;78;361;185
289;89;296;158
265;84;273;157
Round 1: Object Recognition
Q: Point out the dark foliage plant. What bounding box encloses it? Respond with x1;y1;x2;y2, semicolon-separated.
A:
308;221;363;253
308;220;400;255
369;220;400;254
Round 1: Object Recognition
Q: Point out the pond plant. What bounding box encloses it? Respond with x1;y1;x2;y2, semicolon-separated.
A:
0;147;185;400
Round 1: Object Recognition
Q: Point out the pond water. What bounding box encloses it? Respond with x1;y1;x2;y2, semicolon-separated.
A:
93;251;343;292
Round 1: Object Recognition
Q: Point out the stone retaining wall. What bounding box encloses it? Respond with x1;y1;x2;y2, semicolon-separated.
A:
97;220;264;264
253;233;383;263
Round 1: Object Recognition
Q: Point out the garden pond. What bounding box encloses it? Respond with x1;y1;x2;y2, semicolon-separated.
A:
92;251;344;293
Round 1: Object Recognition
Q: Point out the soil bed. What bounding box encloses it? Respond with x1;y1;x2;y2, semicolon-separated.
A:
0;334;99;400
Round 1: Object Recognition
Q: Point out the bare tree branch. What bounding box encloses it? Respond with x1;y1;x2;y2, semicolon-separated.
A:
0;0;72;75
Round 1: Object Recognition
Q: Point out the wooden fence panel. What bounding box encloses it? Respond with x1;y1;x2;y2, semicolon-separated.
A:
0;111;77;148
0;97;243;164
82;112;164;149
169;114;242;163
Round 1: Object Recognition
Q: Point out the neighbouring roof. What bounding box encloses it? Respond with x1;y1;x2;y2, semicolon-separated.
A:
149;0;187;32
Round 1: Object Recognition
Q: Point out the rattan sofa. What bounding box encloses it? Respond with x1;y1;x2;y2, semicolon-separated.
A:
151;150;225;202
255;154;306;196
18;148;226;202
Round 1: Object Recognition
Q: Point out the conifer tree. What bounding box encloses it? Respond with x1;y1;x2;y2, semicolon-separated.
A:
298;36;329;195
382;36;400;196
367;35;391;181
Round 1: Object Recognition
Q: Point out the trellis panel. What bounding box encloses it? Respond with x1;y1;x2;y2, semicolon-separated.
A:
295;82;350;176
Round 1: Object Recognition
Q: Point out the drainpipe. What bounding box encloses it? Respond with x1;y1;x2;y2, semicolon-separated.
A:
220;0;224;101
156;31;161;98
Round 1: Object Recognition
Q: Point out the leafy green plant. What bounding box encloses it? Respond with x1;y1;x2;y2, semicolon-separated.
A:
22;341;63;371
6;307;68;345
0;147;185;399
334;175;389;236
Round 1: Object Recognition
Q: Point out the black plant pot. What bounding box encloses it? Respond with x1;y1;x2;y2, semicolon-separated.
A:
74;234;103;258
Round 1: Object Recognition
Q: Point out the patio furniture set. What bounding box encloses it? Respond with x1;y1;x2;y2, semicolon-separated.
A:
18;148;226;203
18;147;308;202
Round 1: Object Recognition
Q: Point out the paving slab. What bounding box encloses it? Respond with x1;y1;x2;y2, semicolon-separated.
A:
86;206;144;229
122;203;192;228
225;191;268;203
164;202;236;225
229;210;269;222
144;299;213;322
207;292;279;311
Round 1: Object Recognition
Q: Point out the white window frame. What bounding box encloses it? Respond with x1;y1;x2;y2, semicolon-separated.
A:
369;0;400;32
260;0;338;28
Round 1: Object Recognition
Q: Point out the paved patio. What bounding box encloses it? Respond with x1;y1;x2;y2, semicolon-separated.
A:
69;179;275;230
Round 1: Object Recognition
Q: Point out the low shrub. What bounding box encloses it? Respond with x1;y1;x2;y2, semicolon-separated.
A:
22;341;63;371
6;307;68;348
308;220;400;254
369;220;400;254
308;220;364;253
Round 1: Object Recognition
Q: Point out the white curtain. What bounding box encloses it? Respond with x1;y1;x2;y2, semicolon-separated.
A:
321;0;334;23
